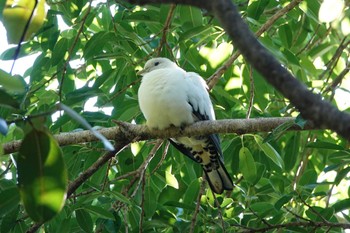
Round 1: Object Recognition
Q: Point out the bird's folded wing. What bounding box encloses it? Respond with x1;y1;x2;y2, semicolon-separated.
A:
168;71;223;161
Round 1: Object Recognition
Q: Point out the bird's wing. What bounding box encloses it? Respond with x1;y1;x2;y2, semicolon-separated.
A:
169;71;223;160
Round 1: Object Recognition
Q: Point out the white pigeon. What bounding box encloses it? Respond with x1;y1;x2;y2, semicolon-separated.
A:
137;57;233;194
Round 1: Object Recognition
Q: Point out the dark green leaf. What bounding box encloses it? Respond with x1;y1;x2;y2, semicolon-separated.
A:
17;128;68;222
254;135;284;169
75;209;93;233
334;167;350;185
0;70;27;93
284;133;300;171
298;169;317;190
247;0;270;20
83;32;116;59
264;120;295;143
0;89;20;109
179;6;203;27
274;193;294;210
0;187;20;216
239;147;257;184
0;206;19;233
84;205;114;220
51;38;68;66
144;185;158;218
278;24;293;48
332;198;350;213
307;141;344;150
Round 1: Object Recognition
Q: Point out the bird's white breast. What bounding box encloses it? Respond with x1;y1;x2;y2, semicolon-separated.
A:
138;68;195;129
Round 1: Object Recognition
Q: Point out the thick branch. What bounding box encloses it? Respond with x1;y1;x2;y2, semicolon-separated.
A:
207;0;303;89
127;0;350;140
3;117;312;155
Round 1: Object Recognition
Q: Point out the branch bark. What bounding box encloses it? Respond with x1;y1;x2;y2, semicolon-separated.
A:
207;0;303;89
3;117;312;155
126;0;350;140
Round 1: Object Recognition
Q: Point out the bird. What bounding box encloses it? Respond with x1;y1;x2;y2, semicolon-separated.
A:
137;57;233;194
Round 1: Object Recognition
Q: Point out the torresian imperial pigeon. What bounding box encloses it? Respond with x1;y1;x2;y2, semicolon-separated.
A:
137;57;233;194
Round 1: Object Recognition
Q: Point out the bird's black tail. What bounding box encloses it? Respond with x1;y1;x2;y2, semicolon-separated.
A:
203;158;233;194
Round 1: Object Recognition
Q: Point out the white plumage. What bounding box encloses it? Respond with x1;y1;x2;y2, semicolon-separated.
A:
137;57;233;194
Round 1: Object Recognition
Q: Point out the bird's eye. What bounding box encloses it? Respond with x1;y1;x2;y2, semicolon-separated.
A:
154;62;160;66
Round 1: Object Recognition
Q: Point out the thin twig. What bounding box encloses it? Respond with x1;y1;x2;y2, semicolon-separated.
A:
151;141;169;174
58;0;93;100
299;195;328;223
139;173;146;233
112;140;163;215
246;65;254;119
323;65;350;95
321;38;350;93
10;0;38;73
0;160;12;177
189;175;206;233
156;4;176;56
283;207;313;223
130;140;163;198
214;194;226;232
248;207;273;227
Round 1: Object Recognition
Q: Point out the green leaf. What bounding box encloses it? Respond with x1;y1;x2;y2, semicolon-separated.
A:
144;185;158;218
0;89;20;109
239;147;257;184
334;167;350;185
179;6;203;27
83;32;116;59
178;26;212;42
51;38;68;66
250;202;275;218
0;70;27;94
278;24;293;48
274;193;294;210
305;206;334;222
84;205;114;220
284;133;300;171
298;169;317;190
17;128;68;222
254;135;284;169
75;209;93;233
247;0;270;20
165;170;179;189
0;42;37;60
264;120;296;143
332;198;350;213
182;179;199;205
0;206;19;233
0;0;6;20
281;48;300;66
307;141;344;150
0;187;20;216
108;191;132;205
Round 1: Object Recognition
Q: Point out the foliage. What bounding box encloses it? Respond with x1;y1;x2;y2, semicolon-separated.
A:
0;0;349;232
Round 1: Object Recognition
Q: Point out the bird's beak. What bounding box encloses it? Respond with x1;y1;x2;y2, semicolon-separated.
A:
136;69;145;76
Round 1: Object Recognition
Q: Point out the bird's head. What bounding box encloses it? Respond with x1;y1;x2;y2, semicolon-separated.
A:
137;57;177;76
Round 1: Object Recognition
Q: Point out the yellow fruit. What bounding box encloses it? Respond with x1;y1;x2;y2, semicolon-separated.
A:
2;0;46;44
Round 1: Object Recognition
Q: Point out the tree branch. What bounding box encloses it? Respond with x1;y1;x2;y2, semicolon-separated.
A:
237;221;350;233
207;0;303;89
3;117;312;155
126;0;350;140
